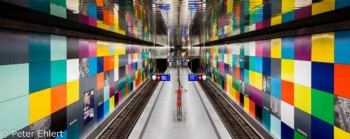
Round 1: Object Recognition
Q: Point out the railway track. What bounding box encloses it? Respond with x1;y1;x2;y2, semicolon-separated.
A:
199;80;261;139
98;75;161;139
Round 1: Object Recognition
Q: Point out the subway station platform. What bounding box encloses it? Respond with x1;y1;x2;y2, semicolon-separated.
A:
129;68;230;139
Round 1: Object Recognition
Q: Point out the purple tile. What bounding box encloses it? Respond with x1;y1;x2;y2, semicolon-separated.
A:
295;6;311;20
262;40;271;58
79;39;89;58
109;83;114;98
263;19;271;28
256;22;263;30
294;35;311;61
79;14;89;24
250;86;263;107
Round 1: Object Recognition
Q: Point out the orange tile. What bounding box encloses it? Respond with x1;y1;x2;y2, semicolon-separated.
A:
235;90;240;104
236;67;240;80
282;80;294;105
109;56;114;70
51;84;67;113
125;85;129;98
97;73;104;90
249;100;256;118
335;64;350;99
104;57;109;71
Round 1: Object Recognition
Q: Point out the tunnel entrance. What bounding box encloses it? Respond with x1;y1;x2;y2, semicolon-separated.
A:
156;59;168;72
189;58;200;73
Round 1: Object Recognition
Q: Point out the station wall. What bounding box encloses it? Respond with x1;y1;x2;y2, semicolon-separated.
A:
201;0;350;43
201;30;350;139
1;0;153;41
0;29;155;139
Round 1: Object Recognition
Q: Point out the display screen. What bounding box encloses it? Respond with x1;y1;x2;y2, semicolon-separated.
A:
160;75;170;81
189;74;207;81
83;89;94;125
151;74;170;81
189;75;198;81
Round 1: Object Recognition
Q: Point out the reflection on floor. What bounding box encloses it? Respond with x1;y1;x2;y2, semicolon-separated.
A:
142;68;218;139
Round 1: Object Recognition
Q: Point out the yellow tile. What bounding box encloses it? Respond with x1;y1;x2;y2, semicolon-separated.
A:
109;96;115;113
249;71;255;88
281;59;294;82
255;72;263;90
244;96;249;112
227;74;232;87
312;0;335;15
294;84;311;114
29;88;51;124
229;87;235;99
311;33;334;63
67;80;79;105
114;55;119;68
282;0;295;14
334;126;350;139
271;38;282;58
271;15;282;26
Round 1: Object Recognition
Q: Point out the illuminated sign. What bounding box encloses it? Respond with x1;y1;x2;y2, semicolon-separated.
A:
188;74;207;81
151;74;170;81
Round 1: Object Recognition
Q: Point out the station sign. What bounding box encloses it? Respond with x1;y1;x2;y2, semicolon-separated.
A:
151;74;170;81
182;59;190;62
188;74;207;81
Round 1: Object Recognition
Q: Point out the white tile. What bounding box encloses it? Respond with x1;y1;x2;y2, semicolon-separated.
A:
114;68;119;81
67;59;79;82
294;60;311;87
281;101;294;129
249;41;256;56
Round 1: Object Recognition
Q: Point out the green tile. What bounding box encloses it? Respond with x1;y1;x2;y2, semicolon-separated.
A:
235;79;240;91
0;95;29;134
294;130;306;139
50;35;67;60
311;89;334;125
50;0;66;7
51;60;67;87
0;64;29;102
249;56;255;71
244;69;249;84
50;4;67;19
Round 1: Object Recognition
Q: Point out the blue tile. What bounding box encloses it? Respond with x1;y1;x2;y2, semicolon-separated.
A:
29;61;50;93
29;33;50;62
336;0;350;9
311;62;334;93
335;30;350;64
255;57;263;73
282;37;295;60
281;122;294;139
97;104;104;123
271;77;281;99
97;57;104;73
89;57;97;76
67;122;79;139
55;130;67;139
282;11;295;23
263;57;271;76
311;116;333;139
103;100;109;117
262;108;271;131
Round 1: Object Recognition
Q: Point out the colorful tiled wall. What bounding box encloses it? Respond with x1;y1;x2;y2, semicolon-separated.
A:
201;30;350;138
0;29;155;139
200;0;350;43
2;0;154;42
